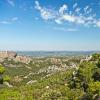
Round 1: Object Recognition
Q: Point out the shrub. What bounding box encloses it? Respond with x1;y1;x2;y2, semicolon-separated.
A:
3;75;11;82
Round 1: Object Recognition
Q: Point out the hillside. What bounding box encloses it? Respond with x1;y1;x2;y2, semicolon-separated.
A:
0;52;100;100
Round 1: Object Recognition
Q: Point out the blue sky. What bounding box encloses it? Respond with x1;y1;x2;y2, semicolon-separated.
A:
0;0;100;51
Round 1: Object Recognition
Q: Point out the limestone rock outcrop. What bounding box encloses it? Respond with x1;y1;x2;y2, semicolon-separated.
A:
0;51;17;59
0;51;31;64
14;56;31;64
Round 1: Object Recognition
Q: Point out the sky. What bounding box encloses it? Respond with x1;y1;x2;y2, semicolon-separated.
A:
0;0;100;51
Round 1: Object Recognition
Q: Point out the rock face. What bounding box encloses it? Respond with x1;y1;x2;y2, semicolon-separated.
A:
14;56;31;64
0;51;31;64
0;51;17;59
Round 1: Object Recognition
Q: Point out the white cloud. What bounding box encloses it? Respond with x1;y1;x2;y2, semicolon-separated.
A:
59;4;68;15
96;21;100;27
75;8;81;13
35;1;41;10
55;19;62;24
84;6;89;13
35;1;100;28
7;0;15;7
62;14;76;22
0;21;11;24
86;8;92;14
0;17;18;25
12;17;18;21
55;14;84;25
67;28;78;32
35;1;55;20
54;27;78;32
73;3;78;9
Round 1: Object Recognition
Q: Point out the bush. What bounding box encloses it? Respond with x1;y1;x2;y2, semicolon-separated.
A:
3;75;10;82
0;65;5;74
88;82;100;99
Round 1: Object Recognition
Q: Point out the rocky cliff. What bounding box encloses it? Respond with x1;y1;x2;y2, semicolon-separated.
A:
0;51;31;64
0;51;17;59
14;56;31;64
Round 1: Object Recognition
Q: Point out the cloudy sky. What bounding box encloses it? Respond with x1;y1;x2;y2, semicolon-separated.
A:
0;0;100;51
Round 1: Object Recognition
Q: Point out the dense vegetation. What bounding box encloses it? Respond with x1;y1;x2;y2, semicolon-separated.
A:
0;54;100;100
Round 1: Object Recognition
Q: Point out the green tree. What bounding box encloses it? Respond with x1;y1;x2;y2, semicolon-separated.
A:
88;82;100;100
92;53;100;61
0;65;5;84
0;65;5;74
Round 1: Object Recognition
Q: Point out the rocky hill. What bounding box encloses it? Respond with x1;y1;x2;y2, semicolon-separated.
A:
0;51;31;64
0;51;17;59
0;52;99;99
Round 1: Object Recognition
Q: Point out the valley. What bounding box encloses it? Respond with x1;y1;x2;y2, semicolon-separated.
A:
0;51;99;99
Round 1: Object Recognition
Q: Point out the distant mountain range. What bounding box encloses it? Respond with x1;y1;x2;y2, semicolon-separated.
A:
16;51;100;57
